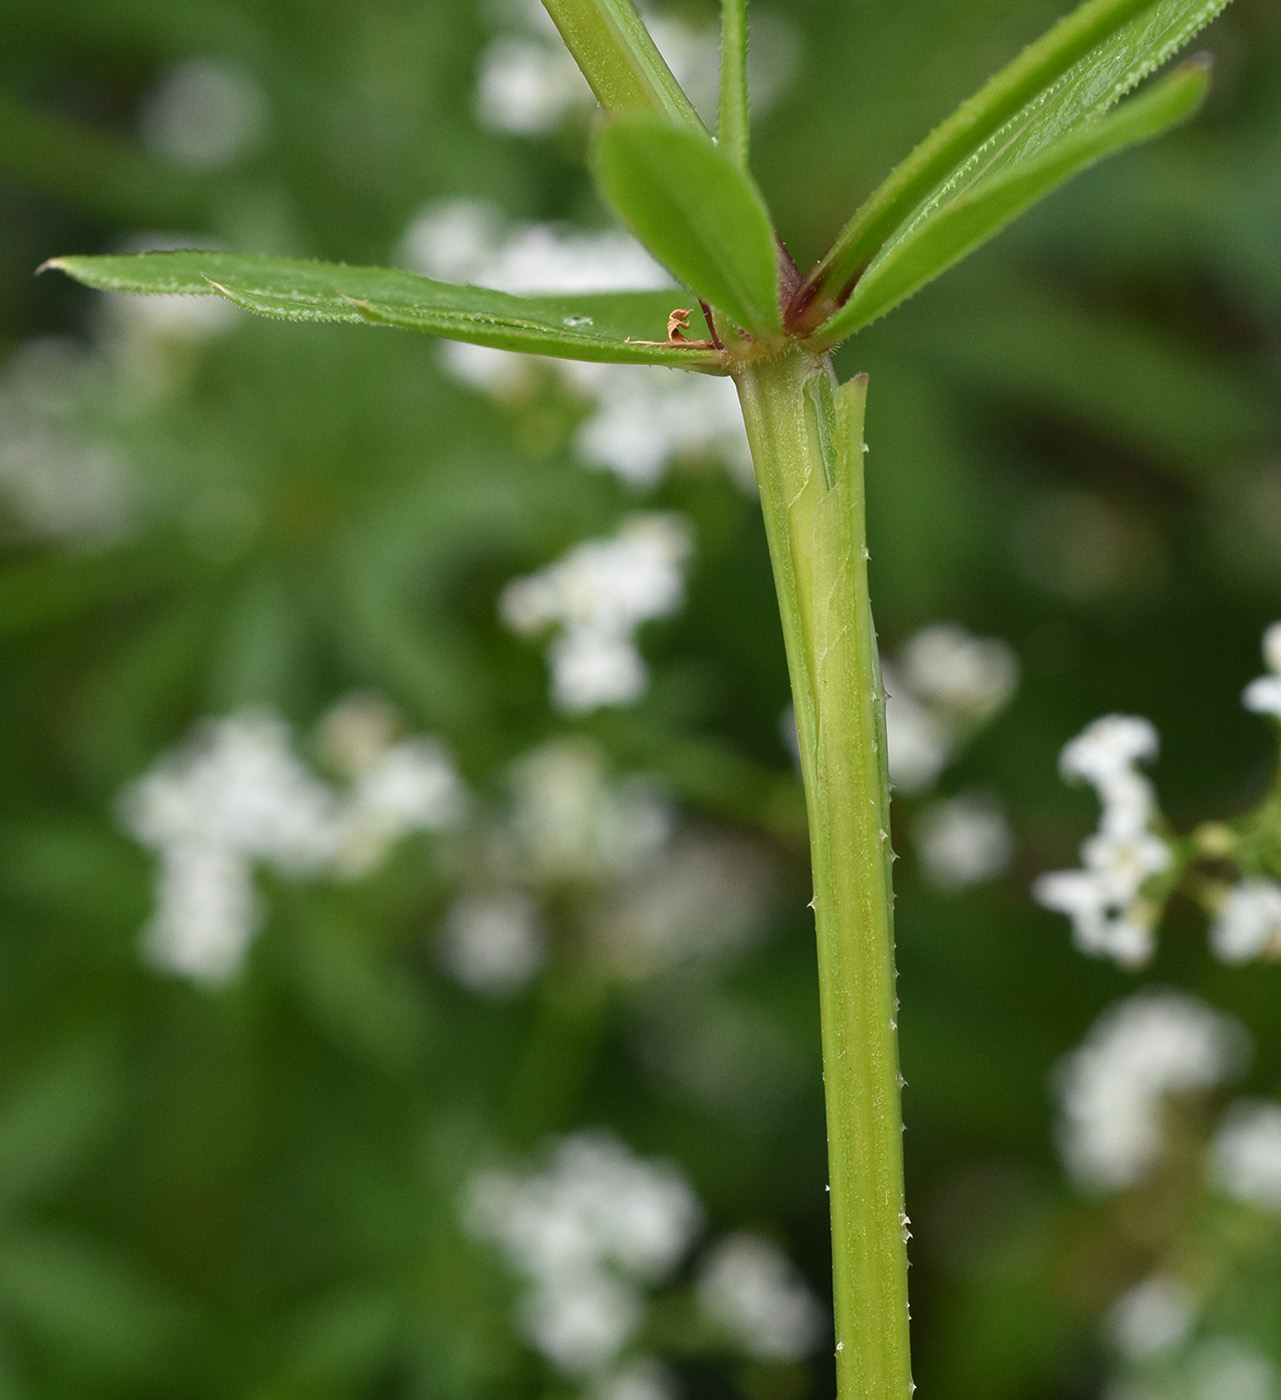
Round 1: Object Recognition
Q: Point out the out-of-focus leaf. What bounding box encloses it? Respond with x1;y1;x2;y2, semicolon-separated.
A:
278;897;432;1075
269;1287;404;1391
41;253;725;370
0;1230;189;1373
593;116;781;332
894;269;1273;480
0;1036;120;1210
796;0;1231;327
0;89;210;227
814;59;1209;343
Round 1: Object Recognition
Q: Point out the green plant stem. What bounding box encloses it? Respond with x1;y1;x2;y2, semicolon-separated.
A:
735;347;913;1400
540;0;705;132
718;0;750;171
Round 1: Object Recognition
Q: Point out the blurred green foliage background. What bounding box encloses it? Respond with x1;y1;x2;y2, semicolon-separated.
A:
1;0;1280;1397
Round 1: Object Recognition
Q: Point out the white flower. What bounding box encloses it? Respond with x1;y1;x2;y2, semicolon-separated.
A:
400;202;668;294
592;1358;676;1400
914;792;1014;890
436;891;545;997
316;691;401;778
476;33;589;135
1055;991;1247;1192
336;737;466;873
1034;866;1158;966
1242;622;1281;717
518;1268;643;1375
1060;715;1159;790
575;368;751;490
503;516;691;636
897;623;1019;725
1263;622;1281;675
596;828;773;979
1080;828;1171;904
547;630;648;713
502;740;673;883
1106;1277;1196;1360
500;514;692;715
881;664;952;795
1209;878;1281;963
122;711;342;873
1211;1100;1281;1210
1243;674;1281;717
466;1131;702;1287
1188;1336;1278;1400
138;59;266;169
1037;714;1170;967
880;627;1019;796
0;338;134;542
472;1;799;137
695;1233;826;1361
465;1131;703;1375
123;704;464;984
398;203;754;487
141;843;258;986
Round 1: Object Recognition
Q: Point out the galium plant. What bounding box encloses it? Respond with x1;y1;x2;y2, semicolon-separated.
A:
42;0;1237;1395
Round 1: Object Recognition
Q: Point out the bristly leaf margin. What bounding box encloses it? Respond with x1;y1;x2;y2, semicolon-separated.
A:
810;56;1211;346
40;252;728;371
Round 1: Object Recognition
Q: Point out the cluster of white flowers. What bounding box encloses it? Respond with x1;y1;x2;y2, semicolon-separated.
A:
464;1131;702;1382
695;1232;826;1361
434;738;673;997
464;1130;822;1387
1033;715;1171;967
473;0;799;139
122;699;465;985
1059;995;1281;1397
1054;991;1246;1193
881;623;1020;795
1039;625;1281;967
501;739;674;885
501;514;692;713
398;199;752;488
1057;990;1281;1208
435;740;776;998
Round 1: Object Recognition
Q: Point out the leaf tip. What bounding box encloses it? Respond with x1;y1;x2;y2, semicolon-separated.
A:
35;257;68;278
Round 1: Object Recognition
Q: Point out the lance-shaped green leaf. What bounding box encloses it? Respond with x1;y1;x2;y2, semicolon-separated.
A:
40;252;726;370
541;0;704;132
791;0;1233;329
593;115;781;333
810;57;1209;346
